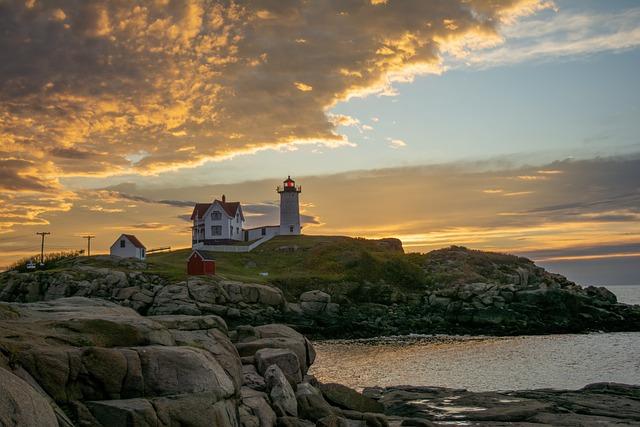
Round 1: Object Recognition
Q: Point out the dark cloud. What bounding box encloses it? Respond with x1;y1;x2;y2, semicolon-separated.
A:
102;190;196;208
126;223;171;230
0;0;551;177
0;159;52;191
0;0;553;232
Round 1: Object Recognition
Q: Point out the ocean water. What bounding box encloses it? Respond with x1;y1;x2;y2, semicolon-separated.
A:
309;285;640;392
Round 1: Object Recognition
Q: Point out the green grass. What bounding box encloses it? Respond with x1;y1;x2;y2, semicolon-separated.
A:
145;235;407;284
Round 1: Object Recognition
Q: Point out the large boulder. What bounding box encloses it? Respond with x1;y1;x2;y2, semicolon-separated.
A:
243;364;266;391
170;328;243;392
148;314;228;334
264;365;298;417
0;297;242;426
299;291;331;316
235;324;314;374
319;383;384;414
85;398;158;426
295;383;335;422
241;387;277;427
136;346;235;398
255;348;302;384
0;367;57;427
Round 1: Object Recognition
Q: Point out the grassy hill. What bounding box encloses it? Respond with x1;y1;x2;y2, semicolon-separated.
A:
147;235;406;281
145;235;429;301
4;235;553;304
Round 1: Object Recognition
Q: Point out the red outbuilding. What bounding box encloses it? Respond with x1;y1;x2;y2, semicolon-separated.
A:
187;250;216;275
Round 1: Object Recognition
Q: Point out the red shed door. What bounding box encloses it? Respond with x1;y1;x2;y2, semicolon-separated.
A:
204;260;216;275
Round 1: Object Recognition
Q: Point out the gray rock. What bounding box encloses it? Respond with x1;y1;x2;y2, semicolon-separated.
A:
135;345;236;398
170;328;243;392
149;314;228;333
295;383;335;421
255;324;312;373
264;364;298;417
152;393;239;427
319;383;384;413
85;398;158;426
241;387;277;427
317;415;366;427
0;367;58;427
255;348;302;384
299;290;331;316
243;364;266;391
275;417;315;427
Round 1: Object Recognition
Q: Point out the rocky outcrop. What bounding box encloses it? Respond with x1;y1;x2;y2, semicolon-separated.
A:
367;382;640;426
0;297;241;426
0;368;58;427
0;297;396;426
2;249;639;339
301;279;640;338
0;268;285;325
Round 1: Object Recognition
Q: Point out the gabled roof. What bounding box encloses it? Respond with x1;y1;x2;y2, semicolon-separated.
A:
188;249;216;261
191;203;211;220
122;234;146;249
190;200;244;221
218;200;243;219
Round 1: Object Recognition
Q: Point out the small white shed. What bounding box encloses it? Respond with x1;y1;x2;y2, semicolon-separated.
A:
110;234;146;260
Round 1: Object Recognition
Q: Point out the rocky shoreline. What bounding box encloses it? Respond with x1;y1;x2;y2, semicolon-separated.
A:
1;254;640;425
1;296;639;426
1;257;639;339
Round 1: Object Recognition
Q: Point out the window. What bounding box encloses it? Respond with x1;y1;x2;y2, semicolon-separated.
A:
120;240;125;248
211;211;222;220
261;227;266;236
212;226;222;236
230;225;233;236
141;249;145;258
236;227;239;235
289;225;294;233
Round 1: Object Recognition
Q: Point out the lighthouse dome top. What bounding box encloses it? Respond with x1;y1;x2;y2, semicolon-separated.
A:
283;176;295;187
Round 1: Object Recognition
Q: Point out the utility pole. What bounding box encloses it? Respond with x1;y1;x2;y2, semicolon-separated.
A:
82;235;95;256
36;232;50;265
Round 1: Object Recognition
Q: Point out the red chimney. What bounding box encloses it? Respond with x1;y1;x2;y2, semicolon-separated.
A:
222;194;226;202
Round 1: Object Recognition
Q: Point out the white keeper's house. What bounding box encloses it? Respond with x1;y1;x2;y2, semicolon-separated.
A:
190;176;302;252
109;234;147;260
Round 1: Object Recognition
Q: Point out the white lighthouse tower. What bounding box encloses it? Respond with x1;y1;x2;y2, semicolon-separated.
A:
277;176;301;235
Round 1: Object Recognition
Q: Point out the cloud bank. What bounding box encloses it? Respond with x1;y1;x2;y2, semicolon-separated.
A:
0;0;554;230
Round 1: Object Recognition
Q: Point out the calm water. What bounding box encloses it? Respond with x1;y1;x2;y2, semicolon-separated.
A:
309;285;640;392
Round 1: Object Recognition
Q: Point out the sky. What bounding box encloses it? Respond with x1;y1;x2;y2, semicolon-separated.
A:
0;0;639;285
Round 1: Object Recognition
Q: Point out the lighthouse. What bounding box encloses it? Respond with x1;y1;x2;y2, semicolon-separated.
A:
277;176;301;235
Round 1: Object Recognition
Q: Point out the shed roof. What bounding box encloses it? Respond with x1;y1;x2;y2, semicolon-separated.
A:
122;234;146;249
188;249;216;261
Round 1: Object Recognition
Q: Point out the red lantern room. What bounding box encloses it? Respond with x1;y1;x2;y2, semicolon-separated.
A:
284;176;295;188
278;176;301;193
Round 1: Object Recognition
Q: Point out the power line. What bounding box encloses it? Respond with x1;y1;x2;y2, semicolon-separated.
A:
36;232;50;265
82;235;95;256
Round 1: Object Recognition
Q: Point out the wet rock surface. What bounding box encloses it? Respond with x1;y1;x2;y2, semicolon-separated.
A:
0;296;639;426
366;383;640;426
